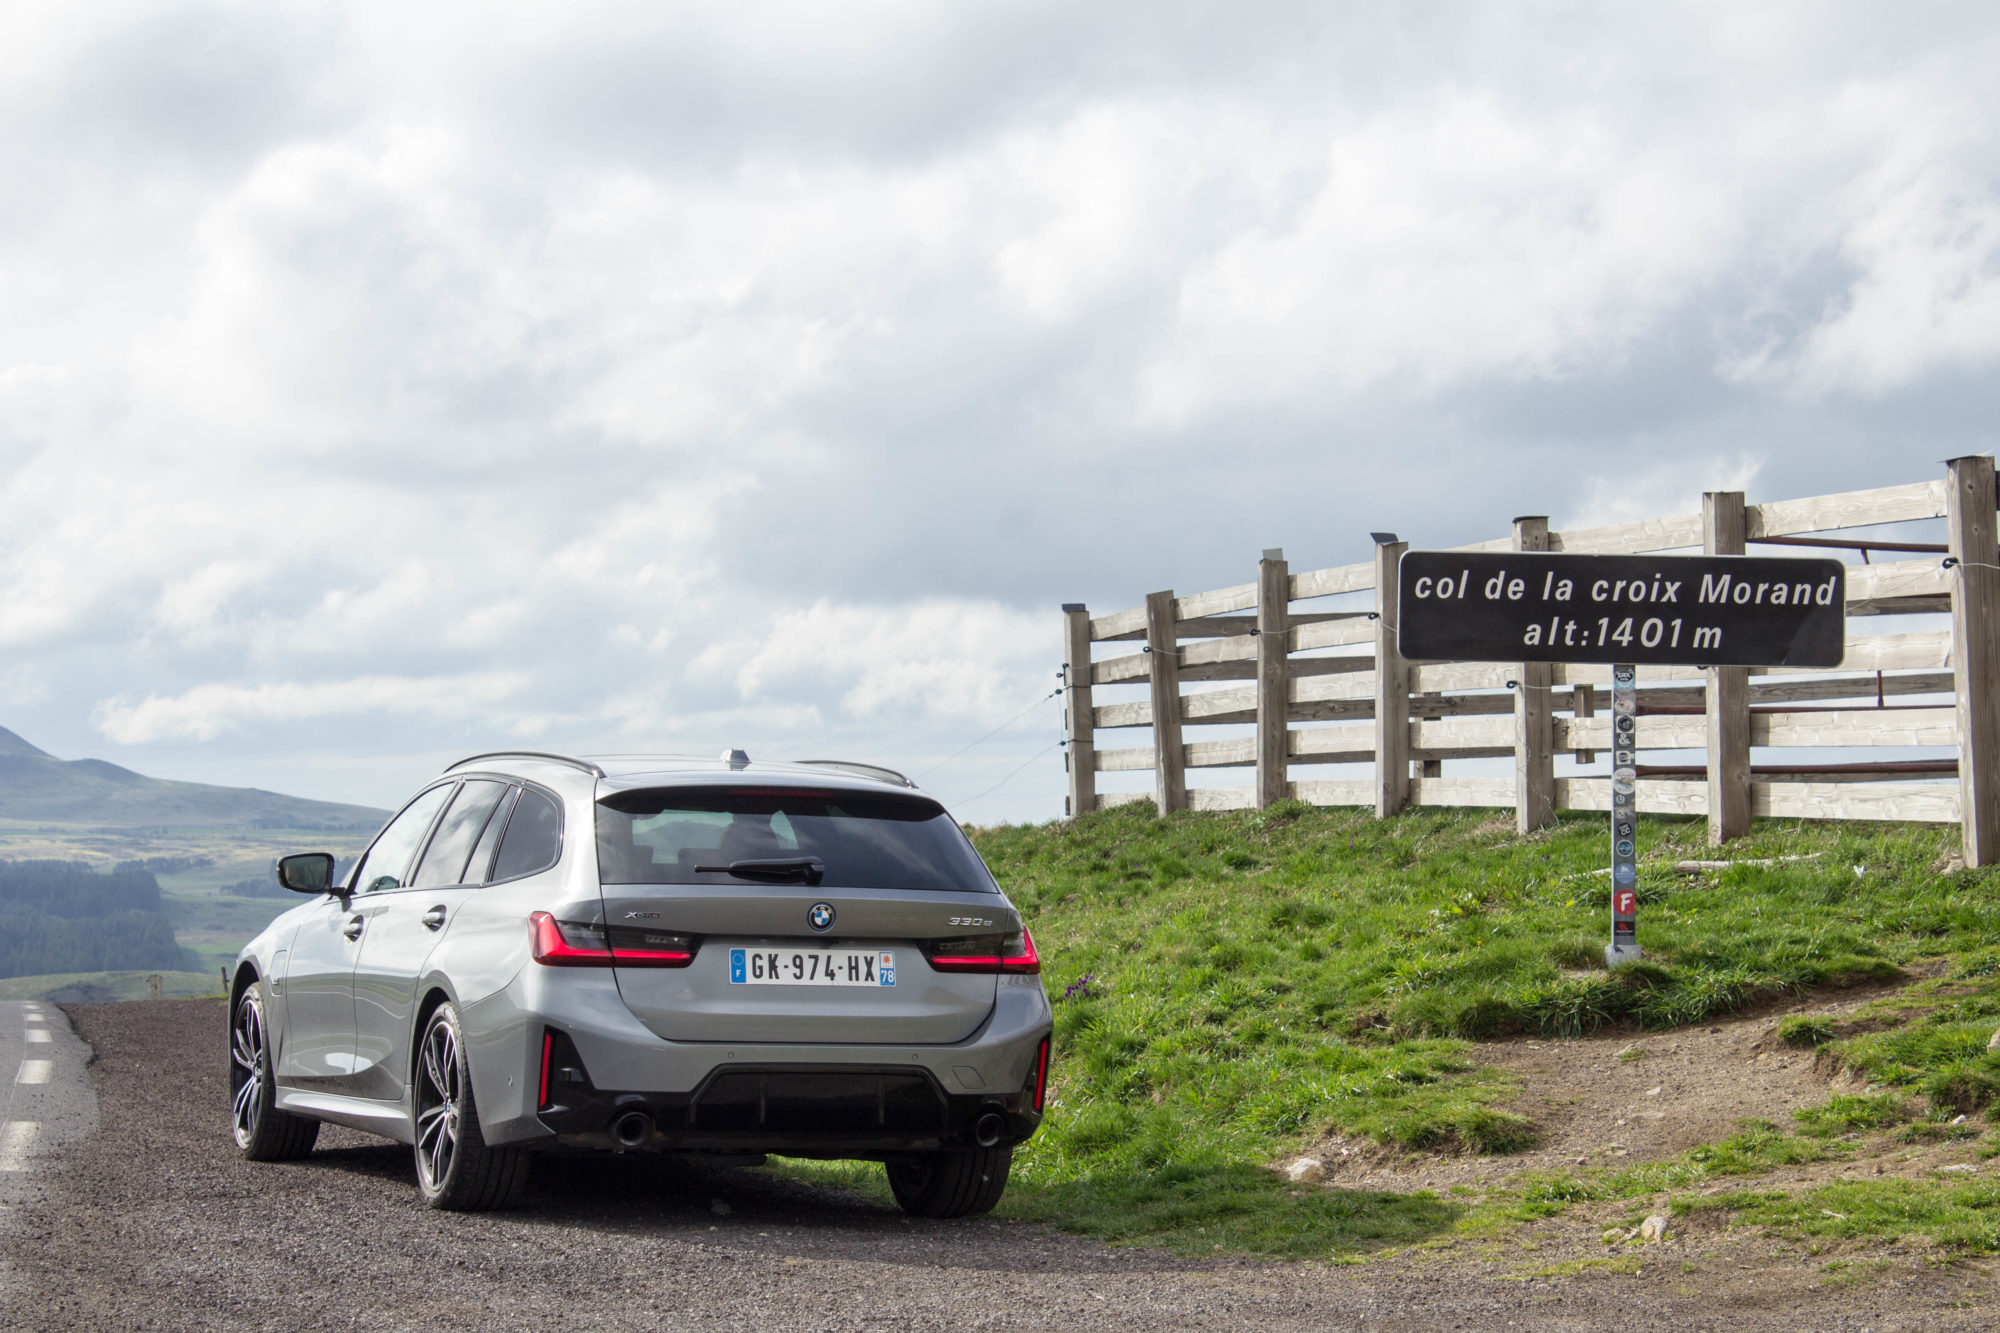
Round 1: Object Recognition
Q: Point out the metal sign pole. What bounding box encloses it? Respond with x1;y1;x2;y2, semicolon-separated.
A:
1607;663;1640;965
1393;550;1849;971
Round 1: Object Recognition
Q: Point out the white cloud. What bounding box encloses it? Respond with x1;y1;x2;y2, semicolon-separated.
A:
1564;456;1764;537
696;599;1051;724
91;672;535;744
1;2;1996;818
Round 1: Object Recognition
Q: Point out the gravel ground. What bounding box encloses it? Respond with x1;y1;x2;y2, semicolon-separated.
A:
2;1000;1994;1332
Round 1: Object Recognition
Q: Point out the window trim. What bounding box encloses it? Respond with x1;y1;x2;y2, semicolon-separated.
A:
483;779;567;886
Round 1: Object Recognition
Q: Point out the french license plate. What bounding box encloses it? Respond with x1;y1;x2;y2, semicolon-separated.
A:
728;948;896;987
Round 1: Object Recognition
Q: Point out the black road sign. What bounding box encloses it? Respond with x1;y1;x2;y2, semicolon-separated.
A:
1397;551;1846;668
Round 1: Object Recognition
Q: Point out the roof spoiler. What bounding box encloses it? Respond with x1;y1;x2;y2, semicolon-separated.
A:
792;759;916;788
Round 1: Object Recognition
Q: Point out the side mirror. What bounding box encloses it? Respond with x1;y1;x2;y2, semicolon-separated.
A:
276;853;339;895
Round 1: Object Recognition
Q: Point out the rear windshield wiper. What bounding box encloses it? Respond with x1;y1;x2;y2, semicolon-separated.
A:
693;856;826;885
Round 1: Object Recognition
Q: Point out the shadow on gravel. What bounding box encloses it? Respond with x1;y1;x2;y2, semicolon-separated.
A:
289;1141;1133;1273
292;1139;1459;1270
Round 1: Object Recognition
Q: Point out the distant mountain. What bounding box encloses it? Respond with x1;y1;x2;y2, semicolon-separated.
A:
0;726;389;830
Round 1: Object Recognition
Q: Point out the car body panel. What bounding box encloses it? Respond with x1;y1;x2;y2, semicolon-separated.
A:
349;883;474;1100
275;896;364;1088
232;753;1053;1162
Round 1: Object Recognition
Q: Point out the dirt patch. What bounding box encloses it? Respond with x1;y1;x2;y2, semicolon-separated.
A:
1296;979;1986;1195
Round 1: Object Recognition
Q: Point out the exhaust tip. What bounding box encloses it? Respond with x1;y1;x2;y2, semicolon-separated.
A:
974;1112;1005;1148
612;1110;654;1148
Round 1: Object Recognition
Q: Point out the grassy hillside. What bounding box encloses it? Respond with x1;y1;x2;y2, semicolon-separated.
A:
0;860;188;980
0;725;387;830
789;801;2000;1257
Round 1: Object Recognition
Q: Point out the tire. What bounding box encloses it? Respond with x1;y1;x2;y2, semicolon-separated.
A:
885;1145;1012;1218
412;1002;531;1211
230;985;319;1161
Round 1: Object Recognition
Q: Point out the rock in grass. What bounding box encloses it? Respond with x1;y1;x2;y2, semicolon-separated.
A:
1987;1024;2000;1052
1639;1215;1670;1242
1285;1157;1326;1184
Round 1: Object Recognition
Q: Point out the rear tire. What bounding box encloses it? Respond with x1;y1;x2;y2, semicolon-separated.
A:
230;986;319;1161
886;1145;1012;1218
412;1002;531;1211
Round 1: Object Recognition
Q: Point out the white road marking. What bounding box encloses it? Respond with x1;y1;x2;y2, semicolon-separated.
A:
15;1063;50;1085
0;1123;37;1172
23;1032;48;1045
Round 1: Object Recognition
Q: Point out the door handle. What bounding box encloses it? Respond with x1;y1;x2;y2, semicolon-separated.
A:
422;905;448;931
343;915;365;941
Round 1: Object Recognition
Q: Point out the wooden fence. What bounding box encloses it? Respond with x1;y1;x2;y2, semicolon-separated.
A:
1060;456;2000;865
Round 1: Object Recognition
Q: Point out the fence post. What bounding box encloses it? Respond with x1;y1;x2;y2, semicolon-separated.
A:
1703;490;1750;845
1946;456;2000;867
1255;549;1290;808
1373;535;1409;818
1513;516;1555;832
1061;604;1095;819
1145;589;1187;814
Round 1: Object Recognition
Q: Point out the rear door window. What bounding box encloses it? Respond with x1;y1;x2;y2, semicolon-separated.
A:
596;787;998;893
461;785;519;884
491;787;563;881
411;780;512;887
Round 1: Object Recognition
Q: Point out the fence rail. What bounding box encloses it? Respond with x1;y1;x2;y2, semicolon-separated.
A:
1060;458;2000;866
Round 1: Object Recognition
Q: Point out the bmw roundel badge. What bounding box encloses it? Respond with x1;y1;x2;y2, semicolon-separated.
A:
808;902;835;932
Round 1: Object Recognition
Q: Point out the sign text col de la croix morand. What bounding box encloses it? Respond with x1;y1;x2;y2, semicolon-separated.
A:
1397;551;1847;669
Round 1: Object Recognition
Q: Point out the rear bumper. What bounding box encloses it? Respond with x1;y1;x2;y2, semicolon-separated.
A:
460;965;1052;1149
536;1061;1043;1156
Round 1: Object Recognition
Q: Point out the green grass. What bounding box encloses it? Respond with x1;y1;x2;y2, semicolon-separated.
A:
1679;1176;2000;1251
0;969;221;1001
1833;990;2000;1117
861;800;2000;1256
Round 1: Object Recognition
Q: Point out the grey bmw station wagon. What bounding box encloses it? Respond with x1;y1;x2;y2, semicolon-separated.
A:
228;751;1052;1216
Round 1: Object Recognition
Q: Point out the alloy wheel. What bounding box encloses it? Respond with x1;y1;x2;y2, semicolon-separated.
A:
414;1016;462;1193
230;993;267;1148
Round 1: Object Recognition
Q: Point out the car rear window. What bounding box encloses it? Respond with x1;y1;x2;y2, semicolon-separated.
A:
596;787;998;893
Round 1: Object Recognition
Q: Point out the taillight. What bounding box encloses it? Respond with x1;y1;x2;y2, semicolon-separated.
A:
1031;1035;1051;1112
529;911;695;967
926;927;1040;975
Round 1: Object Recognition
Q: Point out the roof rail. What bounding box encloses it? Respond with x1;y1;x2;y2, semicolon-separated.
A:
793;759;917;788
445;751;607;778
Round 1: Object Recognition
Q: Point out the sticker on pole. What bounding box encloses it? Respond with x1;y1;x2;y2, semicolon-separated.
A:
1396;552;1846;668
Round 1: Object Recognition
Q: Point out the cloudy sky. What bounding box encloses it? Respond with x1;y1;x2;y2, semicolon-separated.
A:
4;1;1998;822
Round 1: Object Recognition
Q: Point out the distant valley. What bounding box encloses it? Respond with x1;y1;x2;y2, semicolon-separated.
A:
0;726;389;998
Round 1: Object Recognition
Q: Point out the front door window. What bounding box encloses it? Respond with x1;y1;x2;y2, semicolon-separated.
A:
353;784;455;894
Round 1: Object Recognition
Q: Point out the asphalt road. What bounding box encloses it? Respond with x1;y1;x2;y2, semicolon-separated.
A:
0;1000;97;1203
0;999;98;1295
0;999;1991;1332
